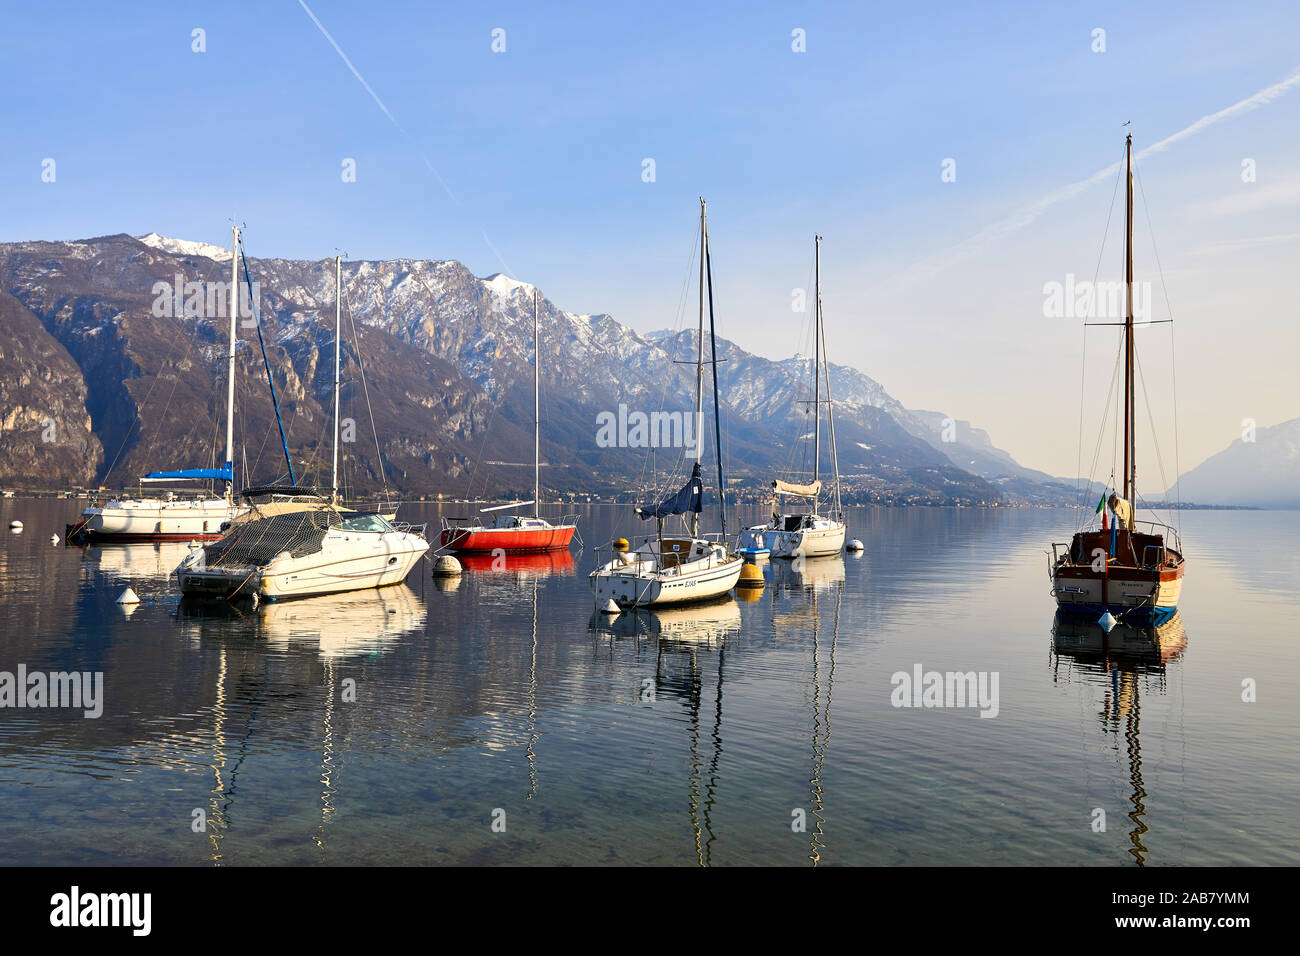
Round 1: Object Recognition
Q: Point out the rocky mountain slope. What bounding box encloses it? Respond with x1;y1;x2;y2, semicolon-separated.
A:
0;232;1067;504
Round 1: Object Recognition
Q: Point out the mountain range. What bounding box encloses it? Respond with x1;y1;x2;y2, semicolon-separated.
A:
0;232;1246;507
1163;418;1300;509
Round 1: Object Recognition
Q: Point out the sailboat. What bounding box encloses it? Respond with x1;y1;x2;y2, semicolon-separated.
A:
1050;134;1186;624
738;235;846;559
590;199;744;609
66;225;251;542
439;290;577;553
176;252;429;602
225;253;391;525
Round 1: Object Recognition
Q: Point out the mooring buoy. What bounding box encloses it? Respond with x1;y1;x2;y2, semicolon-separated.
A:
433;555;463;576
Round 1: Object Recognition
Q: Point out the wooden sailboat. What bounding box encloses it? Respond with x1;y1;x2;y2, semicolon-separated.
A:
1050;134;1186;624
590;199;744;609
439;290;578;553
739;235;846;559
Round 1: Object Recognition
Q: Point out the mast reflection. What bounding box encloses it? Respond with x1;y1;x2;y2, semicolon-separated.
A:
1051;610;1186;866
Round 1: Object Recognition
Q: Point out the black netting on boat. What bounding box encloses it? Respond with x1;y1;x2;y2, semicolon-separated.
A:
202;509;342;568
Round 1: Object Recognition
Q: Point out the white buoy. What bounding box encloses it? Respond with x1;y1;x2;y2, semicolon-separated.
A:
600;598;621;614
116;587;140;605
846;539;864;552
1098;611;1118;633
50;533;60;544
433;555;462;576
8;520;22;532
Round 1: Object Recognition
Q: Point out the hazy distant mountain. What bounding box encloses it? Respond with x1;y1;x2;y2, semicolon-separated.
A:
1165;418;1300;508
0;232;1067;504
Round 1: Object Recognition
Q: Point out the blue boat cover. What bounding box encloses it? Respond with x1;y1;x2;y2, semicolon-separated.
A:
144;463;233;481
637;462;703;520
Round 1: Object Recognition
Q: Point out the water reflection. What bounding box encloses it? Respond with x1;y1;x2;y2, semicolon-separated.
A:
588;599;740;865
769;555;846;593
807;580;842;866
1051;610;1187;866
172;586;427;863
80;540;196;583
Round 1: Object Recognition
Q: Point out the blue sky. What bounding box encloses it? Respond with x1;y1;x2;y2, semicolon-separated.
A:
3;1;1298;479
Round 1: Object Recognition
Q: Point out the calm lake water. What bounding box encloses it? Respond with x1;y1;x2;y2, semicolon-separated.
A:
0;498;1295;866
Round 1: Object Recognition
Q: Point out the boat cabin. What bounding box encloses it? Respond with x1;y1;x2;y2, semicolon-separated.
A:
1063;529;1181;572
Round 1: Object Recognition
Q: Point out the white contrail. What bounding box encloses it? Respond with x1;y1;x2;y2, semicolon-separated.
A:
297;0;470;223
890;65;1300;285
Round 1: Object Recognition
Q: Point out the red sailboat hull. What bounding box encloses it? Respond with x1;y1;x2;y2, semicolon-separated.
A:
439;524;576;553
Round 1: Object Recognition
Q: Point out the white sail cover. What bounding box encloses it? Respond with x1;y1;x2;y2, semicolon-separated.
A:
772;479;821;497
1108;493;1134;531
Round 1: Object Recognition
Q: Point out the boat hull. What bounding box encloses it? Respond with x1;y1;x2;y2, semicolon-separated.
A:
440;524;576;553
68;500;244;542
1053;557;1184;624
591;553;744;608
739;522;845;559
178;531;428;601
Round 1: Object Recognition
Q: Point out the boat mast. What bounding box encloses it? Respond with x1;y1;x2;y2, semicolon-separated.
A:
704;211;727;540
533;289;540;516
813;235;821;496
332;254;342;504
1123;133;1136;514
817;241;843;518
693;198;707;538
226;224;239;504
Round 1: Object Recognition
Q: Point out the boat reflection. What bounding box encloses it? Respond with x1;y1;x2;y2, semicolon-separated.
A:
806;580;841;866
176;585;426;660
82;540;197;583
455;549;577;577
589;596;741;645
768;555;846;594
587;575;842;866
259;585;426;659
1050;609;1187;867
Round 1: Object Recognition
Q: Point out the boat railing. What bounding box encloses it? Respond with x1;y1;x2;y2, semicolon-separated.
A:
1133;518;1182;554
392;521;428;539
440;515;484;531
1141;543;1167;569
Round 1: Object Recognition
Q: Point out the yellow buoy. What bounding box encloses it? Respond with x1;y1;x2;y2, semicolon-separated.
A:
613;537;630;552
736;563;764;590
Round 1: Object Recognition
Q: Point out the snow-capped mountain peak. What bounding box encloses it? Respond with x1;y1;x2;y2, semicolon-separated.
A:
482;272;535;299
136;233;232;261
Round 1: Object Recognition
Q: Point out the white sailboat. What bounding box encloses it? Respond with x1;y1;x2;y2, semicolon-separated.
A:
738;235;846;559
224;253;392;526
176;253;429;601
67;225;251;542
590;199;744;609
